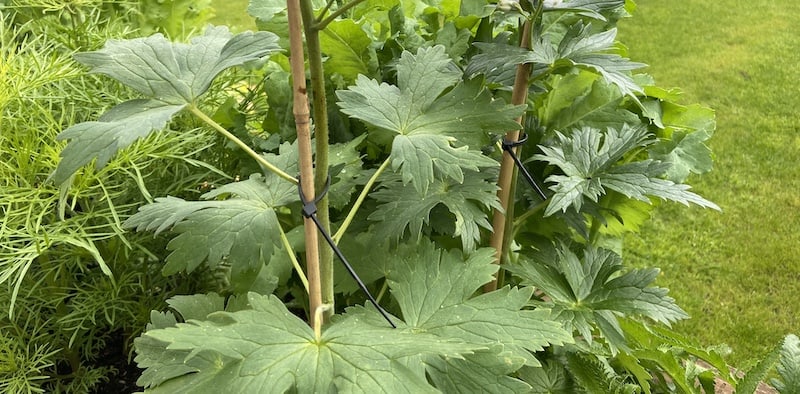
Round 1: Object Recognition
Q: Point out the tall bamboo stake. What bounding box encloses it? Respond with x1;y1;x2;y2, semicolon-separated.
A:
287;0;323;330
485;19;533;292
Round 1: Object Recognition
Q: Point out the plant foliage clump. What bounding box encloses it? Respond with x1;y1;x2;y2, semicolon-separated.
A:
4;0;797;392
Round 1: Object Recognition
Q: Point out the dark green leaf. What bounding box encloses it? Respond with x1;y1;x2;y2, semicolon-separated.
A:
337;46;522;193
74;26;280;104
534;125;719;216
387;241;572;364
369;173;500;251
54;99;184;184
55;27;281;184
136;293;479;393
511;244;687;349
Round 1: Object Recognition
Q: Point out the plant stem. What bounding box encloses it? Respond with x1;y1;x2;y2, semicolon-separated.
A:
314;0;366;29
187;105;297;185
485;19;533;292
279;226;309;293
332;158;390;243
300;0;335;321
287;0;323;330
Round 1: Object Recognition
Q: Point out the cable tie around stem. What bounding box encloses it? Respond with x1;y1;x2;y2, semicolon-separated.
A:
297;176;397;328
501;133;548;201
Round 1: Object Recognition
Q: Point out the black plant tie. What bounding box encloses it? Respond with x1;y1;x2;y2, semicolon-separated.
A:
502;133;548;200
297;176;397;328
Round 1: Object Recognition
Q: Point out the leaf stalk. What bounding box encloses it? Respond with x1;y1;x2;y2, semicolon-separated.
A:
187;105;298;184
332;157;391;243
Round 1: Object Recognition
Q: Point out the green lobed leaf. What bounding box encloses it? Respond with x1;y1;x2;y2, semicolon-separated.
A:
337;46;522;193
123;171;296;288
535;125;719;216
74;26;280;103
517;360;575;394
386;241;572;365
534;22;645;100
425;347;531;393
53;99;185;184
54;27;281;184
648;102;716;183
135;293;480;393
247;0;285;22
511;244;688;349
369;173;500;251
773;334;800;393
320;19;377;82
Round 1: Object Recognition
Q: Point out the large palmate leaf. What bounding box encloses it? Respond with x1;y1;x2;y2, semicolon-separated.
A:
337;45;523;193
510;244;688;351
124;144;296;289
534;124;720;216
54;26;281;184
387;241;572;365
135;293;480;393
368;172;501;251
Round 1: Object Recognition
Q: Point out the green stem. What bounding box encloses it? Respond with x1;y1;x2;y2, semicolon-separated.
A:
299;0;335;319
187;104;298;185
280;227;309;293
375;280;389;304
332;158;390;243
314;0;366;29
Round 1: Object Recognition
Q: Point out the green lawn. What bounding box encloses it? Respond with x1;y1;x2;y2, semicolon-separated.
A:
618;0;800;366
209;0;799;367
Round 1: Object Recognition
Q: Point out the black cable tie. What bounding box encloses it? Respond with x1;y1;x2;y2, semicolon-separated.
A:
502;133;548;201
297;175;330;218
297;176;397;328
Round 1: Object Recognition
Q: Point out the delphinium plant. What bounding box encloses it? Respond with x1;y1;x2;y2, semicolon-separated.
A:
44;0;799;392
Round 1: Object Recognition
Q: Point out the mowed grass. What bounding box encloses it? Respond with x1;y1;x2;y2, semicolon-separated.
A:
618;0;800;366
210;0;798;367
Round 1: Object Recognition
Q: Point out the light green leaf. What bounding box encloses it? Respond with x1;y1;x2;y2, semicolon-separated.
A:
337;46;522;193
649;130;712;183
320;19;376;81
544;0;626;21
535;125;719;216
648;102;716;183
247;0;285;22
387;241;572;364
135;293;479;393
369;173;500;251
54;27;281;184
540;73;638;132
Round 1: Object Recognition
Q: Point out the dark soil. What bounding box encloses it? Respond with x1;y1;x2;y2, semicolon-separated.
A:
89;331;143;394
